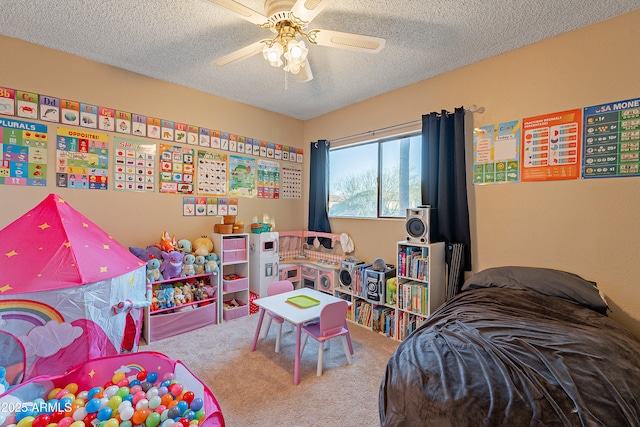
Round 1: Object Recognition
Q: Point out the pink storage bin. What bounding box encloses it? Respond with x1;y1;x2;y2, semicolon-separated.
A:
223;237;245;250
149;302;217;342
0;352;225;427
222;249;247;263
223;277;248;293
223;301;248;321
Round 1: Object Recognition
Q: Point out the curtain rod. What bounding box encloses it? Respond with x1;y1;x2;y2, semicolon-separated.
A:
328;104;484;145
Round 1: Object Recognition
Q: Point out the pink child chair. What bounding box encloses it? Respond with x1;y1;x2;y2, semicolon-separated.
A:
263;280;295;353
300;300;353;376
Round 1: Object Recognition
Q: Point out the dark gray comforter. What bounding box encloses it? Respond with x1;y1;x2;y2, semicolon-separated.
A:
379;288;640;426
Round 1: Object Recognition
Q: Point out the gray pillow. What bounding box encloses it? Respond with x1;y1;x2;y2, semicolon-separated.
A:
461;266;609;314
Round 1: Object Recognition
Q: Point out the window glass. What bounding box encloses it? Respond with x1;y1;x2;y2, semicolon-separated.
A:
329;133;422;219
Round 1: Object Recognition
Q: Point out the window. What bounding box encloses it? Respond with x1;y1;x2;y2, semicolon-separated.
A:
329;133;422;218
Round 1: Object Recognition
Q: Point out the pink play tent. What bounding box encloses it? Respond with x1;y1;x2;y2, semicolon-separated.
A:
0;194;148;387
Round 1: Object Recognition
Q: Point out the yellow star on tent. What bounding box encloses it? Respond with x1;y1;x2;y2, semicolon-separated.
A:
100;266;108;273
88;369;95;377
0;284;13;293
63;241;71;248
5;250;18;258
103;244;110;250
83;222;89;228
38;223;50;230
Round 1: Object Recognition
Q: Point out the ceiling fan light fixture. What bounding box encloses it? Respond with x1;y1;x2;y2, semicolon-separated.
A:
287;39;308;61
263;43;284;67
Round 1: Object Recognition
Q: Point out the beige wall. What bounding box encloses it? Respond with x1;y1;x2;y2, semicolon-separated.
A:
0;36;306;248
304;10;640;338
1;10;639;338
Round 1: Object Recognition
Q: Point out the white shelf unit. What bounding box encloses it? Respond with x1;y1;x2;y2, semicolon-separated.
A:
143;271;219;344
333;241;445;341
211;232;250;322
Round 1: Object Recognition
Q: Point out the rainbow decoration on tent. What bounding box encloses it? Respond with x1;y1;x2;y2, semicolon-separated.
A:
0;299;64;326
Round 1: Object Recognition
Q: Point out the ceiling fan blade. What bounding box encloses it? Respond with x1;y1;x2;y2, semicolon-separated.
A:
205;0;268;26
214;40;265;66
296;58;313;82
291;0;332;24
312;29;385;53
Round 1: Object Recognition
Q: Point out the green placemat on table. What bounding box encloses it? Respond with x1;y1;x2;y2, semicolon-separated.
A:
286;295;320;309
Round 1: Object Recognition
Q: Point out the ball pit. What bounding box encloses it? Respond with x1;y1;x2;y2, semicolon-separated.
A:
1;370;211;427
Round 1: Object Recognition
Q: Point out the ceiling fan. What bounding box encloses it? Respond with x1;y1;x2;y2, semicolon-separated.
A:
206;0;386;82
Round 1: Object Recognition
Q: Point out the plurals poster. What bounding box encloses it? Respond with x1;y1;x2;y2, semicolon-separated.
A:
257;159;280;199
472;120;521;184
521;109;582;182
159;144;194;194
56;127;109;190
113;137;157;192
582;97;640;178
0;118;48;186
197;150;227;196
281;162;302;199
228;155;256;198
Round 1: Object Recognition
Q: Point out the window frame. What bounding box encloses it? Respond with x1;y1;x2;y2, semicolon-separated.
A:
328;130;422;220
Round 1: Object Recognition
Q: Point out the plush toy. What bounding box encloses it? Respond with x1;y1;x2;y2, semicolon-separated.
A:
193;282;204;301
177;239;192;253
146;258;163;282
129;245;163;262
182;283;194;304
174;287;185;306
202;284;217;299
156;288;167;309
182;253;196;277
160;250;184;280
193;236;214;257
155;231;177;253
206;253;220;273
194;255;207;275
165;287;175;308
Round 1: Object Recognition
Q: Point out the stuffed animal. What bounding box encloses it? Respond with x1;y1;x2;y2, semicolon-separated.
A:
182;253;196;277
193;236;214;257
155;231;177;253
150;290;159;311
160;250;184;280
206;253;220;273
177;239;192;253
202;284;217;299
174;287;185;306
146;258;163;282
182;283;194;304
193;282;204;301
156;288;167;309
130;245;163;262
194;255;207;275
165;287;175;308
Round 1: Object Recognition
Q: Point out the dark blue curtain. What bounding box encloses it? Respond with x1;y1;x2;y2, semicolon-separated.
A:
421;108;471;294
308;140;332;247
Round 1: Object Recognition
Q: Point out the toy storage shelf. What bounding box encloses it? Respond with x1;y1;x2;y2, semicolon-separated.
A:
333;241;445;342
211;232;250;322
143;272;219;344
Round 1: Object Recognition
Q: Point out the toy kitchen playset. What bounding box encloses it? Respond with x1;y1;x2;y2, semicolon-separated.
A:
249;230;363;298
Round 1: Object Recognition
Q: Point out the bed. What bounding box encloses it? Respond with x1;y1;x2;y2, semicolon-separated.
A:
379;266;640;426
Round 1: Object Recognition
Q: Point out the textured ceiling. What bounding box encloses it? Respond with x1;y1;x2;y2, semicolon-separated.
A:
1;0;639;120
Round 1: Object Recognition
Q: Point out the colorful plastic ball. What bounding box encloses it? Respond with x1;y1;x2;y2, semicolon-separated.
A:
96;407;113;422
112;373;126;384
57;416;75;427
166;407;181;421
72;407;88;422
69;420;85;427
88;388;103;400
108;396;123;412
31;414;51;427
188;399;203;413
136;371;147;381
15;407;35;422
131;409;151;425
147;396;161;410
170;422;182;427
159;381;171;389
120;421;132;427
180;392;194;406
77;391;89;401
117;378;130;388
146;372;158;384
55;389;71;400
129;380;141;387
159;395;173;408
85;398;101;414
153;405;166;415
129;386;142;395
193;410;204;421
160;420;173;427
175;401;188;415
122;394;134;405
145;412;161;427
162;373;175;382
48;388;62;400
136;399;150;410
49;411;65;423
168;384;182;398
104;386;119;399
132;392;147;406
145;387;159;399
82;413;97;427
119;406;134;421
17;416;36;427
116;387;130;399
177;418;189;427
103;418;119;427
157;387;168;398
140;383;152;393
65;384;79;395
182;411;195;422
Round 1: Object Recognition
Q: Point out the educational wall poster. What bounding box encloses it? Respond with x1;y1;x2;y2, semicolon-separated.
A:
187;197;236;216
199;127;210;147
472;120;521;184
257;159;280;199
113;137;157;192
56;127;109;190
131;113;147;137
79;103;98;129
60;100;80;127
158;144;194;194
0;118;48;186
182;197;208;216
582;97;640;178
521;109;582;182
40;95;60;123
228;155;256;198
187;125;199;145
16;91;38;120
281;162;302;199
99;107;116;132
196;150;227;196
0;87;16;116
